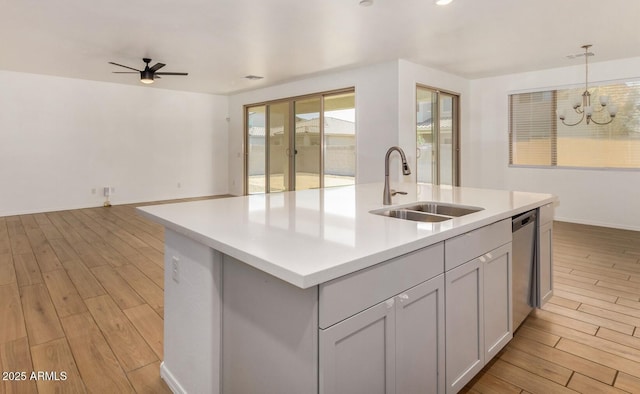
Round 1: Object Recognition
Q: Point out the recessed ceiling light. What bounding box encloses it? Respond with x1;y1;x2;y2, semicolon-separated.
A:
359;0;373;6
244;75;264;80
436;0;453;5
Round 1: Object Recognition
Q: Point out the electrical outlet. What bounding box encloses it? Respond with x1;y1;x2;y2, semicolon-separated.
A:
177;182;181;188
103;187;110;197
172;256;180;283
110;187;115;194
91;188;96;195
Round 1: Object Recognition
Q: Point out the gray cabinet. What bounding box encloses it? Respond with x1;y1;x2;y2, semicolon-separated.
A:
537;203;554;306
445;258;483;394
320;274;445;394
396;276;446;394
319;297;396;394
444;219;512;393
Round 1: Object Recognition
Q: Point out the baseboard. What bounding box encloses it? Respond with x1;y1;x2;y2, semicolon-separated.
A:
160;361;187;394
555;217;640;232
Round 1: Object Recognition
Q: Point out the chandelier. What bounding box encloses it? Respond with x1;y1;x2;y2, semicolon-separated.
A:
558;45;618;126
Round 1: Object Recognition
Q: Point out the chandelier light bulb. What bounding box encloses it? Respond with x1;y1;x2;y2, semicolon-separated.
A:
599;95;609;106
608;104;618;116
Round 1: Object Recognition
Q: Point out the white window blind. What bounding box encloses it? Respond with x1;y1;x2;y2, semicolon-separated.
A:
509;81;640;169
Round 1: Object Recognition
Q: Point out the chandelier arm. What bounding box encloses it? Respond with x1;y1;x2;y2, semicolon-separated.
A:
560;112;586;127
588;117;614;126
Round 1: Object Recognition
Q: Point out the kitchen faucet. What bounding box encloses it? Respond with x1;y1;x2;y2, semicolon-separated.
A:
383;146;411;205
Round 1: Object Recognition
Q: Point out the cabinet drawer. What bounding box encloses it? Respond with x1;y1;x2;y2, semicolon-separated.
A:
539;203;554;225
445;219;511;271
319;242;444;329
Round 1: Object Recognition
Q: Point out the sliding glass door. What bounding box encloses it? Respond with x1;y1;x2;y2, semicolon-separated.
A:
416;86;460;186
245;89;355;195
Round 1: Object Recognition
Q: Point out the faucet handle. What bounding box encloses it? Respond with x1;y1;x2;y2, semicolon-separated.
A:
390;189;407;196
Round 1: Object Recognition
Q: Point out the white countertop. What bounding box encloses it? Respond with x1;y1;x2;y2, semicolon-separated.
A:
137;183;555;288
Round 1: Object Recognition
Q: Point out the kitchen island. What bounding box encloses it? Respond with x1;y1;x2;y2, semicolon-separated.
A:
137;183;556;394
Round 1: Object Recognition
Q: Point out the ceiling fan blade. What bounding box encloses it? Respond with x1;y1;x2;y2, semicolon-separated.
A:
155;72;189;76
108;62;141;72
112;71;139;74
149;62;166;72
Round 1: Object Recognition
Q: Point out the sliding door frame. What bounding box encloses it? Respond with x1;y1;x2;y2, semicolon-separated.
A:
416;84;461;186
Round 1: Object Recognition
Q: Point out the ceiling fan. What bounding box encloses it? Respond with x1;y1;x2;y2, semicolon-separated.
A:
108;58;188;84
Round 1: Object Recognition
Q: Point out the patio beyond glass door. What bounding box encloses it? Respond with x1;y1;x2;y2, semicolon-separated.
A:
245;89;355;195
294;97;321;190
416;86;459;186
269;102;291;192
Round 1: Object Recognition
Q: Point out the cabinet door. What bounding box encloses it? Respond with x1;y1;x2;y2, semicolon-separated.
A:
396;275;445;394
319;299;396;394
538;221;553;306
483;243;512;360
445;258;483;394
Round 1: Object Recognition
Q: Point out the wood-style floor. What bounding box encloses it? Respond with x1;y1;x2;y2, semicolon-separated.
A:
1;200;639;393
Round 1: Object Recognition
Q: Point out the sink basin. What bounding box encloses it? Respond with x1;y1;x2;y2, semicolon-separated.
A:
401;202;483;217
375;209;451;222
371;201;484;223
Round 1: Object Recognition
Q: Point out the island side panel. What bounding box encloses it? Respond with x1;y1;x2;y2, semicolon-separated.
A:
222;255;318;394
162;229;222;394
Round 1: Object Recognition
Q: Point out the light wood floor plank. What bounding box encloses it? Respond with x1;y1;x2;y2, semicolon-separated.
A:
117;265;164;316
123;304;163;359
0;283;27;344
13;253;43;288
514;325;561;347
61;312;134;393
42;269;87;318
498;346;572;385
19;283;64;346
556;338;640;379
30;338;86;394
90;265;144;310
614;372;640;392
485;359;577;393
60;259;106;300
508;335;617;385
0;337;37;394
84;295;157;372
567;373;628;394
0;253;17;286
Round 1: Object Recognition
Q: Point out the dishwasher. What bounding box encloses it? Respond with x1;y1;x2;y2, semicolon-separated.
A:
512;209;537;330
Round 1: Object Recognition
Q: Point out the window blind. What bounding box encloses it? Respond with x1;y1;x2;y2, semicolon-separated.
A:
509;81;640;169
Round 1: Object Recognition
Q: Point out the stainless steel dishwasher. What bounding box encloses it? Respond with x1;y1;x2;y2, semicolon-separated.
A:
512;209;537;330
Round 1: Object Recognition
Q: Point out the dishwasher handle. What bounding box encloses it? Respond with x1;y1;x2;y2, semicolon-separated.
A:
512;210;537;232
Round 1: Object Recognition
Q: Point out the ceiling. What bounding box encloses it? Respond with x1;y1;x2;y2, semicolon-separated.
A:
2;0;640;95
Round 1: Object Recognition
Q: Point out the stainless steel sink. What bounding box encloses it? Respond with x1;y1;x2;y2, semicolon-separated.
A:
401;202;483;217
375;209;452;222
371;201;484;223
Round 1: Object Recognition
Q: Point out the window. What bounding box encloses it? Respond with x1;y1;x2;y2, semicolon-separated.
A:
245;89;355;194
509;81;640;169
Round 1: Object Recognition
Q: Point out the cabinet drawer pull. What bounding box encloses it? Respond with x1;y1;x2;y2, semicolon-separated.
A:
398;294;409;303
385;299;395;309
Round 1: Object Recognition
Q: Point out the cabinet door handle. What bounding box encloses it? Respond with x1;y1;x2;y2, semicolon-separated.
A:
398;294;409;303
385;299;395;309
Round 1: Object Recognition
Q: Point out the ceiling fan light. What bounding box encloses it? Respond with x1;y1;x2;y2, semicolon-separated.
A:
140;70;154;84
436;0;453;5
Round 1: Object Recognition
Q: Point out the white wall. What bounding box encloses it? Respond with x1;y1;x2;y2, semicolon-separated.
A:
468;57;640;231
0;70;228;216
